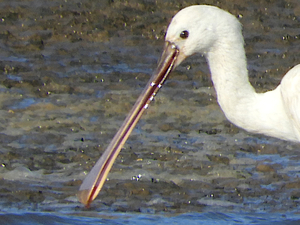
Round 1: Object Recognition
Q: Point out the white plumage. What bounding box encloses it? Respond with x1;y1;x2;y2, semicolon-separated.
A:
166;5;300;141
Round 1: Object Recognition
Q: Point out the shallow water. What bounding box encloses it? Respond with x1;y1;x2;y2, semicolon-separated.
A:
1;0;300;223
2;211;300;225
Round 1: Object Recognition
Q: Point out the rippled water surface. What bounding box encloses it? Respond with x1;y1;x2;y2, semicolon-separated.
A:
1;0;300;223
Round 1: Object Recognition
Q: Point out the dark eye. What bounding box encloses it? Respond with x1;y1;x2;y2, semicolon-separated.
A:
180;30;189;39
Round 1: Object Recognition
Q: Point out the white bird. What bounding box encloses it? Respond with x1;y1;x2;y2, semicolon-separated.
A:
77;5;300;206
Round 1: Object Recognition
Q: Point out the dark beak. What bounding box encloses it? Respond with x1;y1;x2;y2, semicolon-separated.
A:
77;41;179;206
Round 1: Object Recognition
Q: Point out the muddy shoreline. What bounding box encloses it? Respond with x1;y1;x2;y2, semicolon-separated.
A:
0;0;300;215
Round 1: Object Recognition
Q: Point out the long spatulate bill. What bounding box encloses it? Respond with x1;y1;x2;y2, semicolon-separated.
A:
77;41;179;206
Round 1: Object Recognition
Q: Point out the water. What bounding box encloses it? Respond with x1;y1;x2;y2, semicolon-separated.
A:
1;211;300;225
0;0;300;223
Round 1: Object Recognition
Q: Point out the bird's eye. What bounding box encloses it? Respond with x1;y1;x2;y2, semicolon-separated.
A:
180;30;189;39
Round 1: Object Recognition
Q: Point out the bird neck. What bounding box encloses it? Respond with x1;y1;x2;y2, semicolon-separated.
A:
206;34;256;122
205;34;297;141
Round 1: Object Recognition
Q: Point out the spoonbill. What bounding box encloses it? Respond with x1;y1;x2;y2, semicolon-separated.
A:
78;5;300;206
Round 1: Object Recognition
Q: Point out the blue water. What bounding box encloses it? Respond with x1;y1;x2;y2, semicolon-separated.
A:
1;211;300;225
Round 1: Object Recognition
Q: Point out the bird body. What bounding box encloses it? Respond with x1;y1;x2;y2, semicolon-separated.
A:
78;5;300;206
207;31;298;142
166;5;300;142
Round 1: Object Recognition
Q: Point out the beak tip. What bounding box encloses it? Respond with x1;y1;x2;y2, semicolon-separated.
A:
77;189;91;206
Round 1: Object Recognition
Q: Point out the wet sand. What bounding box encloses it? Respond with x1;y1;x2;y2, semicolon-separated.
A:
0;0;300;216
